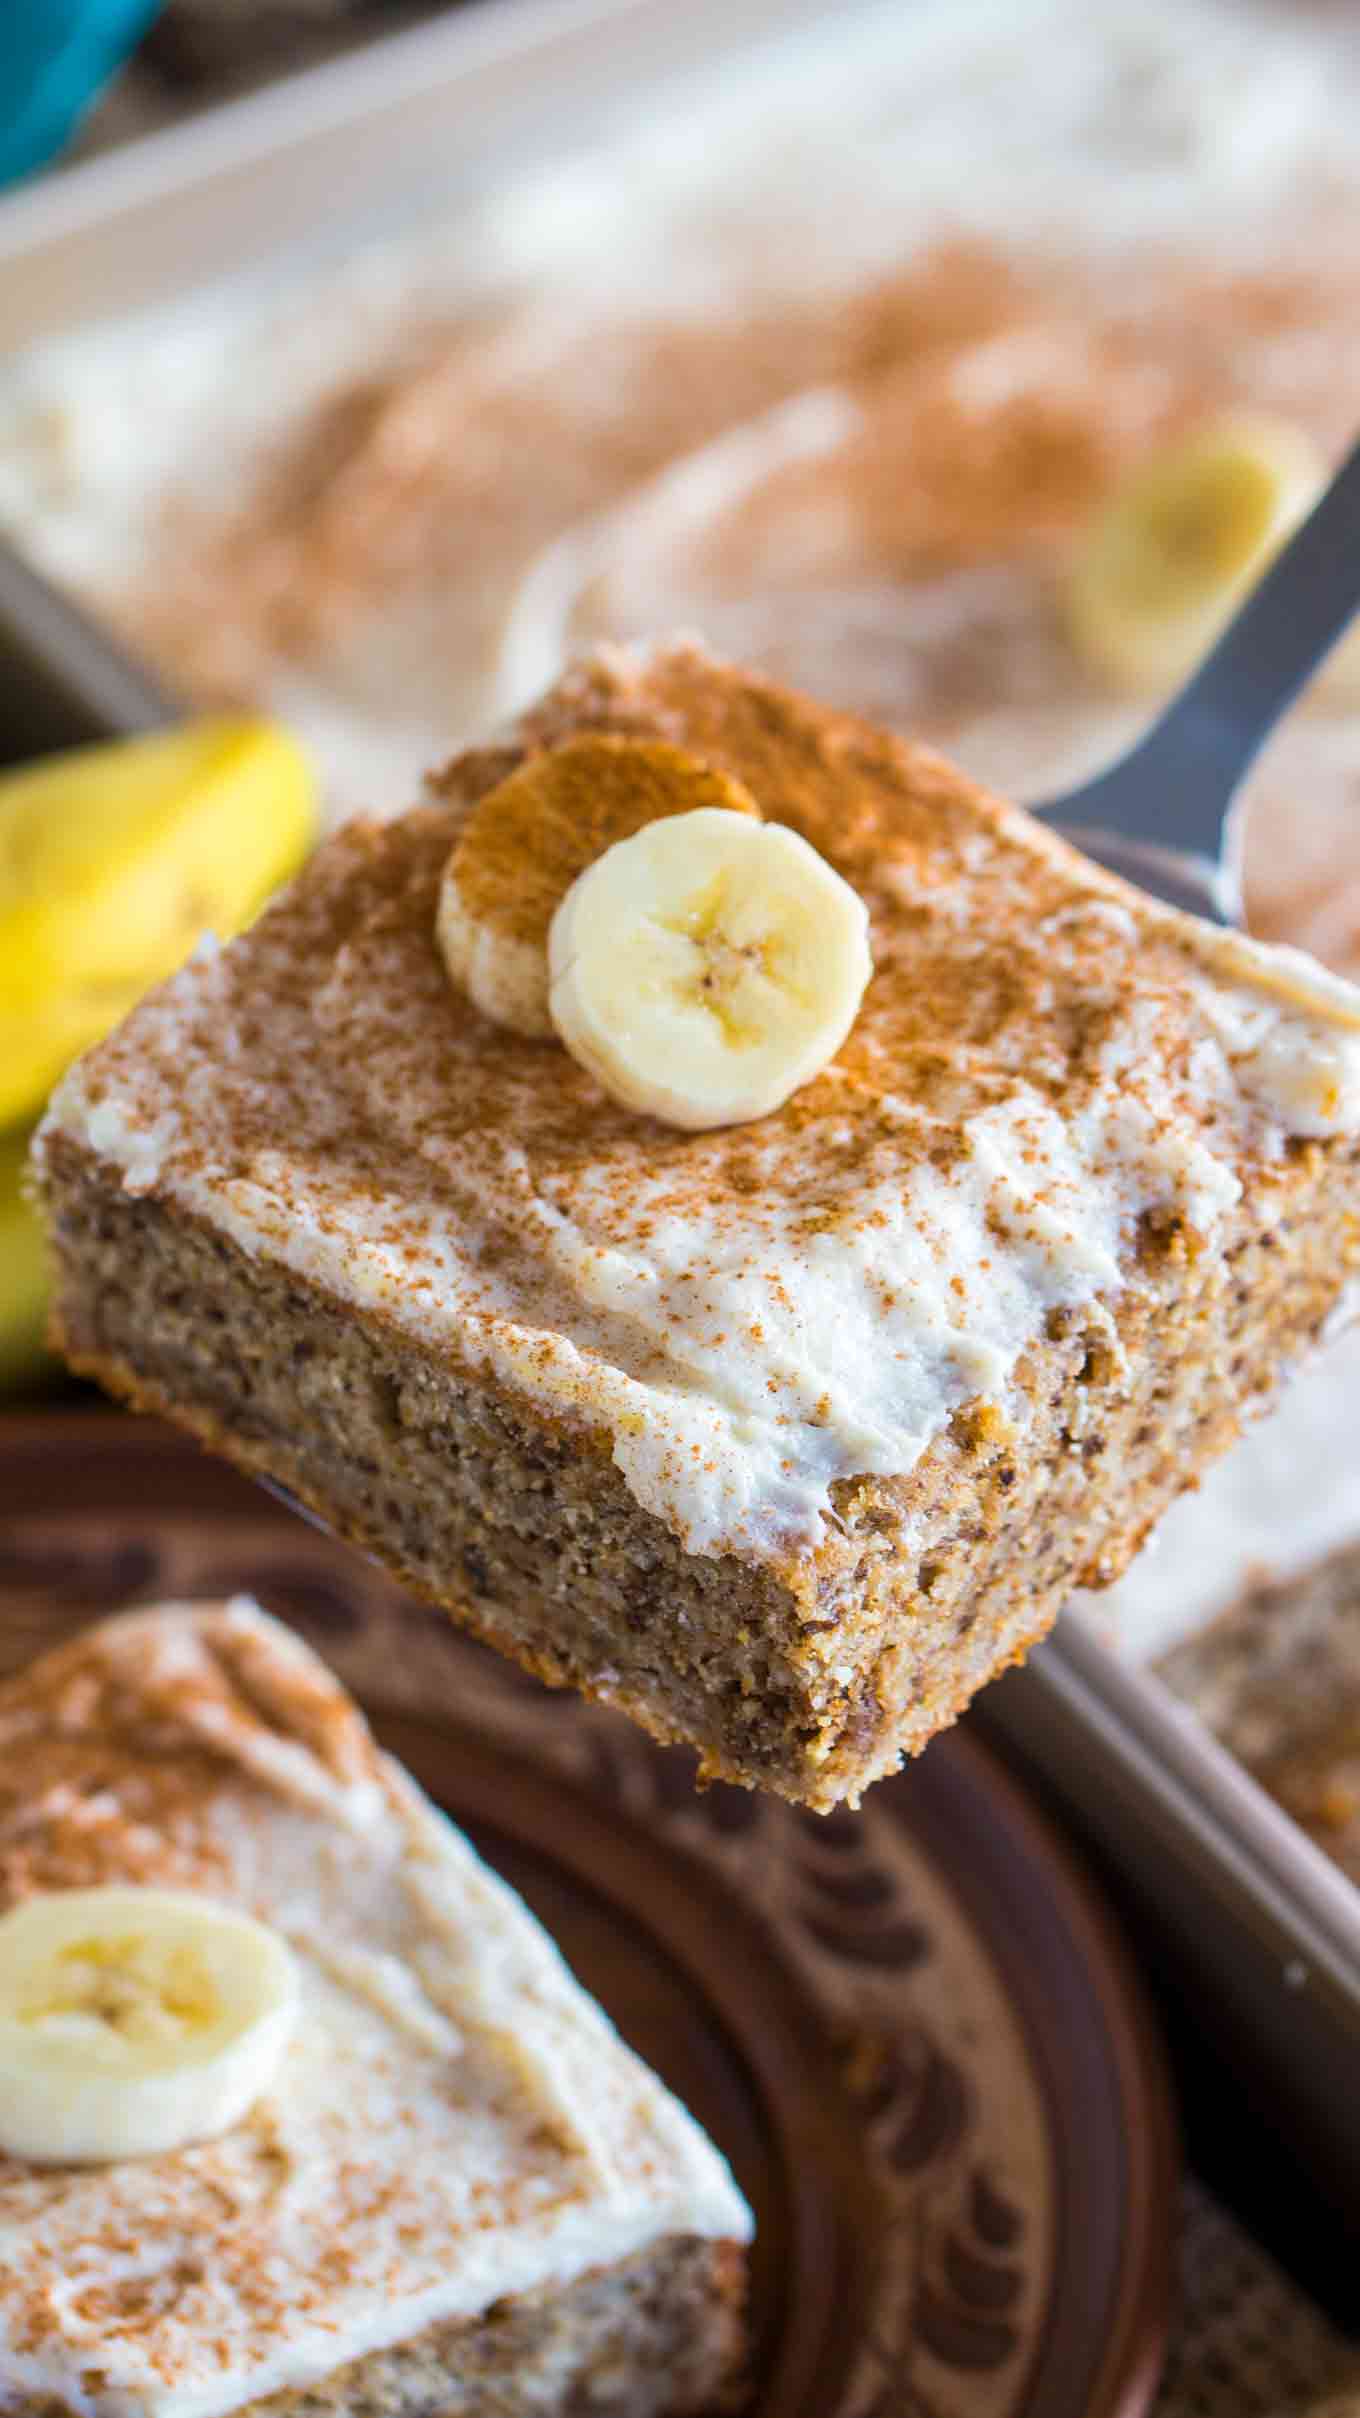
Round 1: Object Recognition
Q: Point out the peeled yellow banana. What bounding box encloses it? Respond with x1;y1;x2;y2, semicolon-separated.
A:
0;1126;50;1387
1064;417;1325;695
548;806;873;1129
0;1885;299;2165
0;717;316;1129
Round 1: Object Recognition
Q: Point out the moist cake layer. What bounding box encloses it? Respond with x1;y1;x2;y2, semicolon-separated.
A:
0;1600;749;2418
12;2239;741;2418
40;640;1360;1572
1077;1313;1360;1663
40;1122;1358;1811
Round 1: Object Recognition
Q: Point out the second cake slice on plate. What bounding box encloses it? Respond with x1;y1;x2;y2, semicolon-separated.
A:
0;1598;749;2416
34;641;1360;1807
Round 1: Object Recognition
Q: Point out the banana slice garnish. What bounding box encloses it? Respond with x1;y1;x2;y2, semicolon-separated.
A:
548;806;873;1130
436;734;760;1038
1064;417;1325;695
0;1886;299;2166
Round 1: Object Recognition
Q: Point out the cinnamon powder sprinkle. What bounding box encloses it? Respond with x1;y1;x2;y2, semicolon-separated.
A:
447;733;758;954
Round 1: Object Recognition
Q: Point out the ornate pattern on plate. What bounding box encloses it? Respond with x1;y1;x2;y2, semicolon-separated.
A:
0;1434;1170;2416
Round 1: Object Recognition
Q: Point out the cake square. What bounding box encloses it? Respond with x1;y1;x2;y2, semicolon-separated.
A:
0;1598;750;2418
35;641;1360;1808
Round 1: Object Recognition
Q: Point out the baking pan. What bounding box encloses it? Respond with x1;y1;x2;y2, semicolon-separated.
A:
0;536;174;762
0;0;840;349
1;0;1358;2225
976;1622;1360;2243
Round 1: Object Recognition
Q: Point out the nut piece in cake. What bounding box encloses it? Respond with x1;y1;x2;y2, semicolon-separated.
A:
0;1598;750;2418
33;641;1360;1809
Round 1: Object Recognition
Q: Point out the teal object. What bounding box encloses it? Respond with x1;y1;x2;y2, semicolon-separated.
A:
0;0;163;188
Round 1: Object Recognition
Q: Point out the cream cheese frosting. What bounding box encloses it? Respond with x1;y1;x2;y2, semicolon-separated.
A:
0;1599;750;2418
36;643;1360;1565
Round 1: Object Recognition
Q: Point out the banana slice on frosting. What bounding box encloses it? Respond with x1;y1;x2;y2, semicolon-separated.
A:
548;806;873;1130
436;734;759;1038
1064;416;1324;694
0;1886;299;2165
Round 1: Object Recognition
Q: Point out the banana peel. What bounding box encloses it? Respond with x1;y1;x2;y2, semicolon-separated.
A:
0;717;317;1129
0;1127;51;1388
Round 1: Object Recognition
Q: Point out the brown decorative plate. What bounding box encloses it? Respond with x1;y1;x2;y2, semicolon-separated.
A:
0;1413;1176;2415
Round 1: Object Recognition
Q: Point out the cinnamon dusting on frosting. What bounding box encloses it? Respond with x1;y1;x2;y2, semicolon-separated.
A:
0;1601;749;2417
0;1606;378;1910
446;734;758;959
40;643;1360;1562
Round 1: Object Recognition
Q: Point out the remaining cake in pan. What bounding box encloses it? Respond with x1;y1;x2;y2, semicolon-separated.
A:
1159;1538;1360;1889
34;640;1360;1808
0;1597;750;2418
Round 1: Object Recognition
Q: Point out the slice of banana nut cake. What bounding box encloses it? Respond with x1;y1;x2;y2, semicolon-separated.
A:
0;1598;750;2418
33;640;1360;1808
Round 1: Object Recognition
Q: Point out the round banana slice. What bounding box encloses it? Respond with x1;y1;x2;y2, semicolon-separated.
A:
1064;417;1325;695
436;734;760;1038
0;1886;299;2166
548;806;872;1130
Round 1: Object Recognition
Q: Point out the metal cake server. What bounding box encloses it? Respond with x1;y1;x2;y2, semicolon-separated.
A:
989;432;1360;2234
1032;432;1360;922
